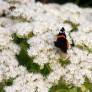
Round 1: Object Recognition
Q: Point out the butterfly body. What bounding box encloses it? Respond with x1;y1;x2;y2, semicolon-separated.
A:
54;27;68;53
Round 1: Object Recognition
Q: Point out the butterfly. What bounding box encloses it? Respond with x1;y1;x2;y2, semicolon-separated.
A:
54;27;69;53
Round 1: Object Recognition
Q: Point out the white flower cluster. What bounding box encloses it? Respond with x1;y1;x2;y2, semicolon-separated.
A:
12;22;33;37
0;0;9;16
0;26;26;81
5;0;33;4
28;30;60;66
71;30;92;48
0;0;92;92
64;48;92;86
5;73;49;92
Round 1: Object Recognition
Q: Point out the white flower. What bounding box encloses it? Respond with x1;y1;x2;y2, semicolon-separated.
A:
10;5;36;21
0;0;92;91
0;18;13;27
0;0;9;15
5;73;48;92
12;22;33;37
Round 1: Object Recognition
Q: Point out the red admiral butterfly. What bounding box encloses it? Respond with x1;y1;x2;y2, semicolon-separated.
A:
54;27;69;53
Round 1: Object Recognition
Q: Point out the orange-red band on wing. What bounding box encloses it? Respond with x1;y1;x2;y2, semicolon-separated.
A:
57;35;65;39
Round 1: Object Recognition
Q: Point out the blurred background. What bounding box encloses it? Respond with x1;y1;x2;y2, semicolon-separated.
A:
36;0;92;7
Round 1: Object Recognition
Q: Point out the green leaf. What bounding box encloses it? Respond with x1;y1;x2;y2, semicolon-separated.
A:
27;32;34;38
40;63;52;77
56;89;69;92
49;78;69;92
83;77;92;91
0;86;5;92
12;33;40;73
49;78;82;92
64;20;79;33
59;58;70;67
69;87;78;92
10;16;30;22
16;47;40;73
4;78;14;86
12;33;30;49
0;78;14;92
76;43;92;53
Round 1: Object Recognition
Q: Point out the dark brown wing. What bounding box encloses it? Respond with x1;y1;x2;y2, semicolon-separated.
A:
54;37;68;53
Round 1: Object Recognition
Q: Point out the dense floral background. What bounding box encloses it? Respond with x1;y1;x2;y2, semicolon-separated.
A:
0;0;92;92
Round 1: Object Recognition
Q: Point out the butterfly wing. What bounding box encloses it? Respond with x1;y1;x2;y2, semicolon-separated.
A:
54;38;68;53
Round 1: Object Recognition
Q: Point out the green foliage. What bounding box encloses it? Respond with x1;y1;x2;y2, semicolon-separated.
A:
49;78;69;92
12;33;30;49
69;87;82;92
16;47;41;73
64;20;80;47
4;78;14;86
10;16;30;22
16;48;52;75
12;33;40;73
59;58;70;67
0;86;5;92
40;63;52;77
0;78;14;92
12;33;52;76
76;43;92;53
27;32;34;38
69;87;78;92
64;20;79;33
49;78;82;92
83;77;92;92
